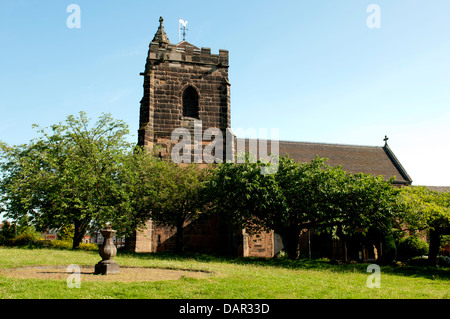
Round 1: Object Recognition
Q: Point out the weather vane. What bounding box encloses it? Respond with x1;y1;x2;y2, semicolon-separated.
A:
179;18;188;42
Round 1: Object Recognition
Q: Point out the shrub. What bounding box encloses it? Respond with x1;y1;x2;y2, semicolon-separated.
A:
275;250;288;259
11;232;38;246
1;233;99;251
46;240;72;250
29;239;98;251
0;237;14;246
27;238;47;248
437;256;450;268
397;236;429;261
57;224;75;242
77;242;98;251
407;256;429;266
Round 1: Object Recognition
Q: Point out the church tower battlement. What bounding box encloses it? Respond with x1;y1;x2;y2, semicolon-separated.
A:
146;41;229;68
138;17;232;162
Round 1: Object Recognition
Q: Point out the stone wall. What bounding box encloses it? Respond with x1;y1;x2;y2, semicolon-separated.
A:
129;214;238;255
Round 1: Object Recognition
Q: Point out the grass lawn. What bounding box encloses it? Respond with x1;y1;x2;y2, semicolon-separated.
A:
0;247;448;299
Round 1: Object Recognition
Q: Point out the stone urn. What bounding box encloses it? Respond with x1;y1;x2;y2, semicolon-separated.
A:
94;228;120;275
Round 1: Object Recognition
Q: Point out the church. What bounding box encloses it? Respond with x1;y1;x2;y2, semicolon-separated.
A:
126;17;412;260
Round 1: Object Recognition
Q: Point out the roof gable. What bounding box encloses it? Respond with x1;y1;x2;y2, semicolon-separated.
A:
176;41;200;50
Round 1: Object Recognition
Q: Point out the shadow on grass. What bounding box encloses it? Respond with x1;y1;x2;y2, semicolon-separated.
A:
117;250;450;281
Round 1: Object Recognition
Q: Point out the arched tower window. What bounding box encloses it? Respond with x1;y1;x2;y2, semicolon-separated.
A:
182;86;199;118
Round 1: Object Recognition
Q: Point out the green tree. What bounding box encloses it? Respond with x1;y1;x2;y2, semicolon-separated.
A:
115;145;163;240
150;161;213;253
331;172;400;263
398;186;450;266
207;154;282;235
210;155;399;260
270;157;398;261
16;215;39;238
0;112;132;249
268;156;342;260
57;224;75;242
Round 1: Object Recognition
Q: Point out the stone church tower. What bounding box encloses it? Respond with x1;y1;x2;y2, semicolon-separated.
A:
138;16;233;161
127;17;237;253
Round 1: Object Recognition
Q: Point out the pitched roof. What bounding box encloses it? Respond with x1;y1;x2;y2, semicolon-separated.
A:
236;138;413;185
176;41;200;50
422;186;450;193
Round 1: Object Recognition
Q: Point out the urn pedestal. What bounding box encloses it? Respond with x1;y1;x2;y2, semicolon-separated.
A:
94;229;120;275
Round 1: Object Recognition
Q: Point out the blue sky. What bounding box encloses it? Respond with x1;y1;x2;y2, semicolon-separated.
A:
0;0;449;186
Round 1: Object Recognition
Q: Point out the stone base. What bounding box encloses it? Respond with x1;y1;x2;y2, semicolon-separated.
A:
94;260;120;275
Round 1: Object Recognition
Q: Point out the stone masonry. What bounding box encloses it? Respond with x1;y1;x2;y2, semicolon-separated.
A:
137;17;232;160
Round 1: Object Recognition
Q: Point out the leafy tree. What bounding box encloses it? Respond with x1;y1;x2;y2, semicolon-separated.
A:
209;155;399;260
331;172;400;263
207;154;282;237
115;145;163;241
16;215;39;238
267;156;342;259
398;186;450;266
209;156;321;259
0;112;132;249
150;161;213;253
57;224;75;242
271;157;398;261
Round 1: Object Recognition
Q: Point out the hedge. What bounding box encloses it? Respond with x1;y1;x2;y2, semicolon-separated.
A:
1;234;98;251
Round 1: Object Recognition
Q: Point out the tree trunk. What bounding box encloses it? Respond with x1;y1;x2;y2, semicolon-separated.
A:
282;226;301;260
335;226;347;262
73;219;87;250
374;241;382;264
428;229;440;267
379;233;396;265
175;221;185;253
342;237;348;263
124;232;137;252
